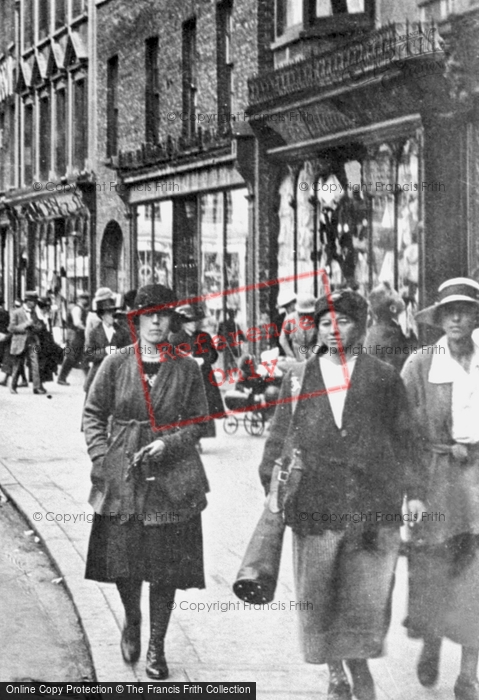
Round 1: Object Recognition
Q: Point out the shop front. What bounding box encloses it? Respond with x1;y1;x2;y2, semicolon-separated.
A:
248;19;463;330
4;187;94;304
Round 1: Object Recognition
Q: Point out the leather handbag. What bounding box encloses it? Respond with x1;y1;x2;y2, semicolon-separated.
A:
233;363;306;605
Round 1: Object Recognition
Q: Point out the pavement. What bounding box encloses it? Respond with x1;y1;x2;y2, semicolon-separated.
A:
0;497;94;682
0;369;464;697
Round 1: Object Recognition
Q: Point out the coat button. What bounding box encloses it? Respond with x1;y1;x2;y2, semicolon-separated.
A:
341;429;348;438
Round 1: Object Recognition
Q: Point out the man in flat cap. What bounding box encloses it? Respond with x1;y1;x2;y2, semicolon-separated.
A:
8;291;46;394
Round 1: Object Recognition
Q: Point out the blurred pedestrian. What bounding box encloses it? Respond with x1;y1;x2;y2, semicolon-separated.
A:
8;291;46;394
0;297;10;386
83;284;209;679
272;289;296;356
279;293;317;361
402;278;479;700
57;292;90;386
217;307;245;370
170;304;224;442
366;281;417;372
36;296;63;384
259;289;417;700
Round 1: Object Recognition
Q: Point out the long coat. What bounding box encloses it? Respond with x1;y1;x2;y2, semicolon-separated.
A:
8;307;39;355
401;343;479;543
83;322;131;394
259;352;416;535
83;347;210;524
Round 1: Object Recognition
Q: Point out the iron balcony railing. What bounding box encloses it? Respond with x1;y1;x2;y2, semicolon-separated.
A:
248;20;443;108
118;124;233;172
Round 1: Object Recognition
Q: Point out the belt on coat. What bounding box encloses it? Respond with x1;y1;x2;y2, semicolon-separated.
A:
430;442;479;457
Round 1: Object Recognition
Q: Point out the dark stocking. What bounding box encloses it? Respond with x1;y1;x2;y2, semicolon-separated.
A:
145;583;176;680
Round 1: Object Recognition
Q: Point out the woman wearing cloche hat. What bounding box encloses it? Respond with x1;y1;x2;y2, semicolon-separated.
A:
258;288;418;700
402;278;479;700
82;284;210;680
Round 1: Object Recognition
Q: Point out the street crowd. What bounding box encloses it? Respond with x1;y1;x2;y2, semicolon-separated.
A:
2;278;479;700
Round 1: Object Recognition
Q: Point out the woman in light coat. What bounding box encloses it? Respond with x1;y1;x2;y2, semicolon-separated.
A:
402;278;479;700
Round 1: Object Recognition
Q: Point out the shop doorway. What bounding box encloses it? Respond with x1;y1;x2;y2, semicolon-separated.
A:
100;221;124;291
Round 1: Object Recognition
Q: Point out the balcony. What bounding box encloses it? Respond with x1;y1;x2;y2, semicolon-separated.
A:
118;124;234;172
248;21;443;110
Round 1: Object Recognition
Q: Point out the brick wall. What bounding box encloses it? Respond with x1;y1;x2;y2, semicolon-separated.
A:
94;0;259;291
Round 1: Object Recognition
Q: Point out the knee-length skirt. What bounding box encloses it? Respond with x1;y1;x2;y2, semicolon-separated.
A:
293;527;400;663
85;513;205;589
407;534;479;647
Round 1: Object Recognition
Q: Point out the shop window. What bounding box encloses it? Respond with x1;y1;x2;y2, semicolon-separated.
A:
107;55;119;156
23;102;34;185
23;0;34;48
217;0;234;123
38;0;50;39
55;0;66;29
200;189;248;328
182;18;197;140
55;87;67;175
39;93;51;180
276;0;303;36
136;202;173;289
145;38;159;144
72;77;87;171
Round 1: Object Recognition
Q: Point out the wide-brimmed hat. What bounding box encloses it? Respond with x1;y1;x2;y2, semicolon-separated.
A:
133;284;177;312
78;291;90;300
296;293;316;314
93;287;117;312
24;290;39;301
416;277;479;327
314;289;369;330
277;289;297;309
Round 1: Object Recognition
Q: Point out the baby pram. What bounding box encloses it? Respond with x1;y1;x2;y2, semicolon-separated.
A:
222;352;284;436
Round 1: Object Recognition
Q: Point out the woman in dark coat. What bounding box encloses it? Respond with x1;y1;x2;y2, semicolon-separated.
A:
169;304;224;439
402;278;479;700
259;289;417;700
83;284;210;679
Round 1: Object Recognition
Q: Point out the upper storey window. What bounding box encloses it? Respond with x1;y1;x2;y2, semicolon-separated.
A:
276;0;303;36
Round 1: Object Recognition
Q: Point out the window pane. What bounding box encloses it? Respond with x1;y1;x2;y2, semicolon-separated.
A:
315;0;333;17
201;192;224;304
24;0;34;47
23;104;34;185
226;189;248;328
153;201;173;287
137;205;154;287
39;95;51;180
38;0;50;39
107;56;118;156
72;0;86;17
346;0;364;11
73;78;87;170
145;38;159;144
55;89;67;175
55;0;66;28
9;104;15;187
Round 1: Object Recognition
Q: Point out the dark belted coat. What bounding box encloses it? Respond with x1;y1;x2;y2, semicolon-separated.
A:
83;346;210;524
259;352;417;535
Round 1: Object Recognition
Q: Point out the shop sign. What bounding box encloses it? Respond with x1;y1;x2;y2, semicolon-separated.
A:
0;56;14;102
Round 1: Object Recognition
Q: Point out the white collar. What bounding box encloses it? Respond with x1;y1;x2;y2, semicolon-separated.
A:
428;335;479;384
